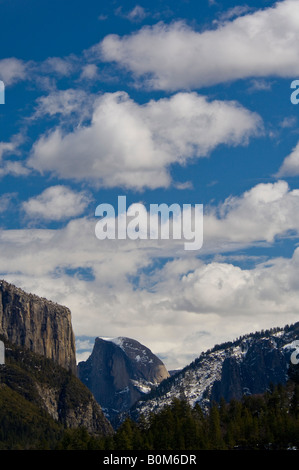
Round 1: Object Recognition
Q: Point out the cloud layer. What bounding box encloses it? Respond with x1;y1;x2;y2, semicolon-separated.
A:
28;91;262;189
100;0;299;90
0;180;299;368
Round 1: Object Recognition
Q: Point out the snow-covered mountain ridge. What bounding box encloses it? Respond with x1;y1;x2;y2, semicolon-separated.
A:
130;322;299;421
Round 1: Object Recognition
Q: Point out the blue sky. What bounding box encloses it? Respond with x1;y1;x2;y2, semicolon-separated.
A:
1;0;299;369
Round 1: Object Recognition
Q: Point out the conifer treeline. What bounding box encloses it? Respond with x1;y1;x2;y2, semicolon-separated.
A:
1;352;298;450
59;378;299;451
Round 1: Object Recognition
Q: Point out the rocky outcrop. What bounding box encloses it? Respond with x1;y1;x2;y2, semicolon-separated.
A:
78;337;170;425
33;380;112;435
0;336;113;437
0;280;76;374
210;337;290;403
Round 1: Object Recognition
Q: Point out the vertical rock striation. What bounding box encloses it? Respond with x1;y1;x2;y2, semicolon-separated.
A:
0;280;76;374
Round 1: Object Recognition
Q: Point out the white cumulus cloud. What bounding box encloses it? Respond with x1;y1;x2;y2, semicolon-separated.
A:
28;91;262;190
276;141;299;177
204;180;299;247
0;58;27;86
99;0;299;90
22;185;92;221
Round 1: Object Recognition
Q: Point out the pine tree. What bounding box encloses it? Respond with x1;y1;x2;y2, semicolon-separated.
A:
291;384;299;418
114;418;135;450
208;404;226;450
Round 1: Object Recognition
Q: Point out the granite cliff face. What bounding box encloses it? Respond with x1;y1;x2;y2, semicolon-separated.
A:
0;280;76;374
78;337;170;425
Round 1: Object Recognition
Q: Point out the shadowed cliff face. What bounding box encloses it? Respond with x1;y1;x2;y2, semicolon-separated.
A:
0;336;113;438
209;337;293;404
78;336;170;425
0;280;76;374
